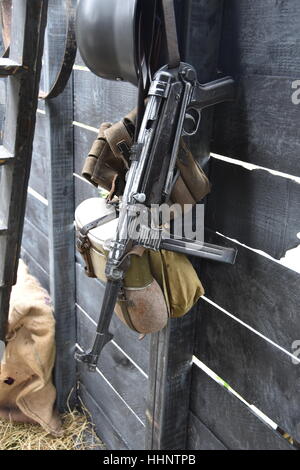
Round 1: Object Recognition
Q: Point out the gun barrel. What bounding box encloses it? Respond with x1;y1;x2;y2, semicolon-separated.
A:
75;279;121;371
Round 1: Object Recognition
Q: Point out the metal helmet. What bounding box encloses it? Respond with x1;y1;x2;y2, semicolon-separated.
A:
75;0;139;85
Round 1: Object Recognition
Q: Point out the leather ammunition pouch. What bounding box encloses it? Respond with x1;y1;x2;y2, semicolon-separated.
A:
81;108;211;205
78;108;207;333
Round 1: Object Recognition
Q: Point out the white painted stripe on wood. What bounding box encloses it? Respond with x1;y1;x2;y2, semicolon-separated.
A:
94;366;145;427
76;303;149;379
111;340;149;380
27;186;48;206
76;342;145;427
192;356;278;430
216;231;300;274
73;172;93;184
280;235;300;273
21;247;49;277
73;64;90;72
211;162;300;271
76;303;97;327
73;120;98;133
211;152;300;184
202;295;300;365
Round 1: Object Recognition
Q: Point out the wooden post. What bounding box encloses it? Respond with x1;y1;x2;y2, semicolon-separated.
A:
45;90;76;412
146;311;198;449
145;0;225;450
43;0;76;411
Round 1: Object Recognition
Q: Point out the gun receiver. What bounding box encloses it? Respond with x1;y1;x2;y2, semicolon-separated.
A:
75;63;236;371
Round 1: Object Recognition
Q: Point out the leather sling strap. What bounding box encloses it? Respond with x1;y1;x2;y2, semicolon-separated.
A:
0;0;77;99
79;213;116;239
105;121;132;168
161;0;180;69
135;0;180;138
77;211;117;277
39;0;77;99
134;0;158;139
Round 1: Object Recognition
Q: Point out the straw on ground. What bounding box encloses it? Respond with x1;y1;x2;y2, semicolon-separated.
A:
0;408;104;450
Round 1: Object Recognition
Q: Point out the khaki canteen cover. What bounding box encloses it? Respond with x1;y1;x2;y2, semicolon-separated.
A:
75;198;168;334
75;198;204;334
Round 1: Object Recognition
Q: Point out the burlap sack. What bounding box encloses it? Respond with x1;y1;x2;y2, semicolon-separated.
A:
0;260;62;436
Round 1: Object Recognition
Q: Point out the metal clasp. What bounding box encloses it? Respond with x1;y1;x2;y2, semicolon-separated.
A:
76;233;95;278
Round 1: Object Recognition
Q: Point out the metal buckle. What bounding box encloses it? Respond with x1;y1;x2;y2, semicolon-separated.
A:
76;234;95;277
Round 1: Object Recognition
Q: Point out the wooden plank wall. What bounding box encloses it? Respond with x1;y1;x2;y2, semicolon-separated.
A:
73;55;149;450
14;0;300;450
187;0;300;450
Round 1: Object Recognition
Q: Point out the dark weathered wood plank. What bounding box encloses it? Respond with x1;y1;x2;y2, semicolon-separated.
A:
212;75;300;176
77;307;148;424
43;0;76;411
187;412;227;450
73;70;136;129
20;247;50;292
75;263;150;373
198;231;300;352
190;366;295;450
74;125;97;176
29;112;48;199
22;217;49;272
185;0;226;171
219;0;300;78
0;78;6;143
24;191;48;236
145;310;198;450
206;159;300;258
74;174;100;208
211;1;300;174
79;383;128;450
194;301;300;441
46;93;76;412
78;363;145;450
